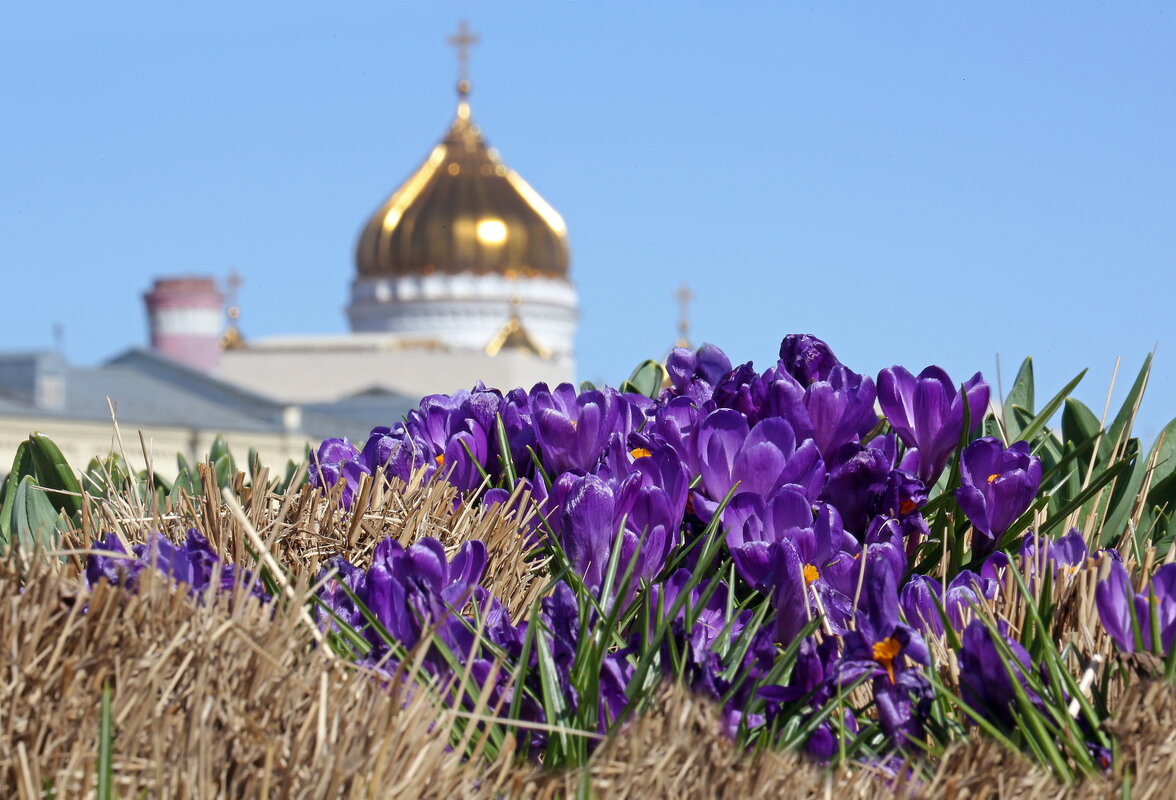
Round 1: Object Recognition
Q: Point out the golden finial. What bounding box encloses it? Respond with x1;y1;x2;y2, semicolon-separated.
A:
447;20;480;98
675;283;693;348
220;269;245;350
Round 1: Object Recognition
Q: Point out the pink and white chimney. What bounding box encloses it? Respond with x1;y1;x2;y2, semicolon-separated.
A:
143;277;224;372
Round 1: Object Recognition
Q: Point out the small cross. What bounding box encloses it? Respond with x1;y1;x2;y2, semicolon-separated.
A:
225;269;242;320
675;283;693;348
447;21;480;89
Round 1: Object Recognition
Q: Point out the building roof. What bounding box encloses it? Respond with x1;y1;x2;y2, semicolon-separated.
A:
0;348;415;444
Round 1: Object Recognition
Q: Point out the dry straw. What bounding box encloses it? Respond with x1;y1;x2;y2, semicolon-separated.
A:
2;463;1176;797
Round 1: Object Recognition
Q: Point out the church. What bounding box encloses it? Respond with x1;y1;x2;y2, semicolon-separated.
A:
0;24;578;475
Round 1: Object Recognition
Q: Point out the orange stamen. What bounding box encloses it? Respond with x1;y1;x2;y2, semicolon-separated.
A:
899;499;917;516
435;453;445;466
872;637;901;684
987;473;1000;484
629;447;652;460
803;564;820;584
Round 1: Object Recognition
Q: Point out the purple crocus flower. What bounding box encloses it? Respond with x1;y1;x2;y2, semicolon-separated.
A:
553;473;616;592
955;438;1041;558
900;570;999;637
538;581;582;707
86;530;266;600
838;568;931;748
876;366;989;485
723;488;806;591
712;362;773;423
838;567;927;680
823;443;892;535
309;437;360;486
315;555;370;633
694;410;824;519
437;418;491;492
555;460;687;597
649;395;707;477
1129;564;1176;651
86;533;144;589
396;390;496;492
768;532;860;638
1096;557;1176;653
650;570;738;664
533;384;624;475
365;537;486;651
360;423;439;485
799;367;879;458
499;387;539;474
757;636;846;761
1095;555;1136;652
778;334;840;385
309;437;369;508
664;343;732;405
599;651;634;728
360;425;405;475
771;535;814;644
457;383;504;440
1020;529;1089;576
621;444;691;579
958;619;1039;727
980;530;1091;589
875;671;934;750
139;529;220;592
877;464;929;521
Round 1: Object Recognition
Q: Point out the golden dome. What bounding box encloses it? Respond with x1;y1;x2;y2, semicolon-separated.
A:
356;89;570;281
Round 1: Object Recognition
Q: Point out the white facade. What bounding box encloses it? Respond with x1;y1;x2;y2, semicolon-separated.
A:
347;272;578;363
219;331;573;405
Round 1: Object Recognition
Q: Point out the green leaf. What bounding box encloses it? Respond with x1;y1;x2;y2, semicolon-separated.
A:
6;475;67;555
1146;416;1176;488
1106;354;1153;458
1140;469;1176;555
84;453;133;499
141;469;172;495
1007;405;1035;446
208;434;233;467
1061;398;1102;455
1099;441;1147;545
1059;397;1104;492
1017;369;1086;446
1004;357;1035;438
494;413;518;488
248;447;263;484
213;453;234;491
619;359;667;400
1041;456;1133;538
26;433;83;519
0;441;33;544
277;460;304;495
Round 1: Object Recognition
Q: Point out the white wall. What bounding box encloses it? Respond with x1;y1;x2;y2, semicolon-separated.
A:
0;415;311;482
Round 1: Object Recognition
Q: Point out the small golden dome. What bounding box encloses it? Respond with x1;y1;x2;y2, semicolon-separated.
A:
356;92;570;281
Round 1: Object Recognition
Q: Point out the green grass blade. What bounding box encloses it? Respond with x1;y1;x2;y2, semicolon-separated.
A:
97;683;114;800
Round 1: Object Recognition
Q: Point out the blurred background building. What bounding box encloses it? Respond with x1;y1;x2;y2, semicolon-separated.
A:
0;24;577;475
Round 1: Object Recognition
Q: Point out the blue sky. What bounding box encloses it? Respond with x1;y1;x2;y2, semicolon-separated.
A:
2;2;1174;439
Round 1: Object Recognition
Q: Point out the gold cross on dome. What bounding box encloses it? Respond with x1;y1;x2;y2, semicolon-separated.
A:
447;21;480;90
675;283;693;348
